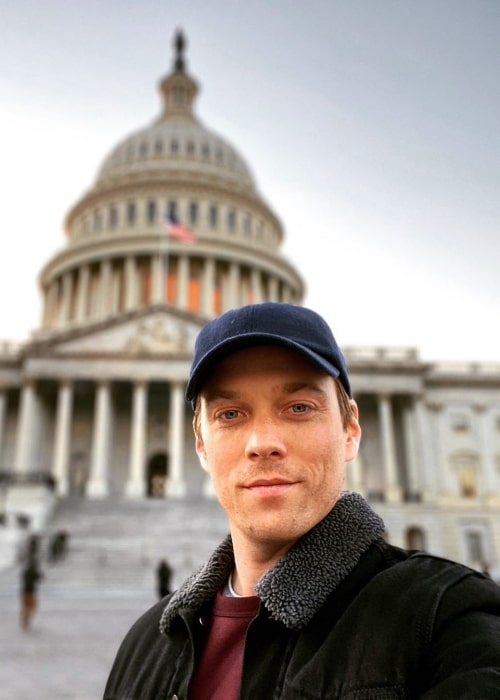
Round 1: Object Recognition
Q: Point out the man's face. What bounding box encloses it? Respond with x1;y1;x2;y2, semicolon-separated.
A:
195;345;361;553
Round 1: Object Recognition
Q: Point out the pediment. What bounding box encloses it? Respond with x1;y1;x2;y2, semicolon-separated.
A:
30;308;205;358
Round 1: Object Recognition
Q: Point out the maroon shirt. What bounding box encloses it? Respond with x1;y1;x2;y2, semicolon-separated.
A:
189;590;260;700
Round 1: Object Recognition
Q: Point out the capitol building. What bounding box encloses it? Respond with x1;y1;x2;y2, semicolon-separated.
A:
1;33;499;577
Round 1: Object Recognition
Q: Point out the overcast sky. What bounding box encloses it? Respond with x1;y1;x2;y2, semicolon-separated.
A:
1;0;498;362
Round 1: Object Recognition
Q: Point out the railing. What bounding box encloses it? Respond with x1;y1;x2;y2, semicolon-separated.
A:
430;361;500;375
0;340;24;357
0;470;56;490
343;347;419;363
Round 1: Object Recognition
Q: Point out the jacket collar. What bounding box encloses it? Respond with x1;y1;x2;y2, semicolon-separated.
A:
159;492;384;633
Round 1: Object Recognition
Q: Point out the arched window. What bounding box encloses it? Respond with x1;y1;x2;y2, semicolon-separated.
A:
147;453;169;498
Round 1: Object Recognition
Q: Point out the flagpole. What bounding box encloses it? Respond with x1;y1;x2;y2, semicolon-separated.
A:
161;210;196;306
156;207;168;305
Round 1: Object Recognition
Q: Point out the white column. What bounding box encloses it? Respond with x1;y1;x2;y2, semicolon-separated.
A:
151;253;164;304
402;397;421;500
97;260;112;318
75;265;90;323
168;382;186;496
347;452;364;494
125;381;147;497
230;262;240;308
0;389;6;466
87;381;111;497
475;404;497;500
427;403;450;496
176;255;189;310
45;282;60;329
250;268;263;304
415;399;434;502
109;266;121;314
13;381;38;474
52;381;73;496
378;394;401;502
60;272;73;324
201;257;215;315
124;256;138;311
268;277;279;302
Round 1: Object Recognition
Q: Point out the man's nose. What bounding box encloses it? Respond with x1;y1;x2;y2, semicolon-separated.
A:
244;420;287;459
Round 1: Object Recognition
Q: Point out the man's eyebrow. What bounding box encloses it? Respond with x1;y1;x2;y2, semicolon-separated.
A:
201;381;328;404
282;381;327;396
202;388;239;404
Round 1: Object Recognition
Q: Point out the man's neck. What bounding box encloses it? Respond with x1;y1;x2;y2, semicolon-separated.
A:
230;531;297;596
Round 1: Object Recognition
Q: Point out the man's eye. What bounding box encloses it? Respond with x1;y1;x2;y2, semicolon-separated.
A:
220;409;240;420
290;403;309;414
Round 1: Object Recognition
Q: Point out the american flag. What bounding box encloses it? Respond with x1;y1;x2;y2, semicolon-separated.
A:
165;213;196;244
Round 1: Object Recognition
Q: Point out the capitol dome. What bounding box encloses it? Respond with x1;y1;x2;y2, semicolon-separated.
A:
97;93;256;195
37;31;304;335
96;31;255;193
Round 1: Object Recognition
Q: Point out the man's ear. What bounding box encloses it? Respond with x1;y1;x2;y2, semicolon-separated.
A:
345;400;362;463
195;436;209;472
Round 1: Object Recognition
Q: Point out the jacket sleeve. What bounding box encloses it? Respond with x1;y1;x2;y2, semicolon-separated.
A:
417;568;500;698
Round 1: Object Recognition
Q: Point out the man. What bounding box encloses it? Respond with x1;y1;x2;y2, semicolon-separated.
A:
104;302;500;699
20;558;43;630
156;558;173;599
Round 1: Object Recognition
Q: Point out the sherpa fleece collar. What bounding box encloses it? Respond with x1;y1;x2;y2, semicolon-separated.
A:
159;492;384;633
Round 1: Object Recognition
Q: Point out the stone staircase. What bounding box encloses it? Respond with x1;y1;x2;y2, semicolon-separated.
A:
23;496;230;594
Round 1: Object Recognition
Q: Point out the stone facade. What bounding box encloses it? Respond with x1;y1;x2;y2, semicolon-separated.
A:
1;33;499;576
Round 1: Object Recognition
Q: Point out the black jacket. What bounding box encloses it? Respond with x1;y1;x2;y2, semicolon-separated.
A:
104;493;500;699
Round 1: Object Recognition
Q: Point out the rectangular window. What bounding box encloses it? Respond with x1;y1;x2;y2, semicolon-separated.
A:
147;200;157;225
209;204;218;229
243;215;251;237
127;202;136;226
189;202;198;226
168;201;177;220
109;206;118;229
93;211;102;233
451;413;470;432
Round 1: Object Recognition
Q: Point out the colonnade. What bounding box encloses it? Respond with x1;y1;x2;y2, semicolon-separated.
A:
2;381;499;503
7;379;192;499
42;252;298;331
346;393;427;503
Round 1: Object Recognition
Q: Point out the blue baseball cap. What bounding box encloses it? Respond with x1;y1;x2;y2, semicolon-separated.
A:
185;302;352;404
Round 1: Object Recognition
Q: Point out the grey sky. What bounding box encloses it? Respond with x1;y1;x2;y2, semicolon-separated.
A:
1;0;498;361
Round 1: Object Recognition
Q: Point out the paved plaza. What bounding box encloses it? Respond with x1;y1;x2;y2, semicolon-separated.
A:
0;567;154;700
